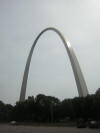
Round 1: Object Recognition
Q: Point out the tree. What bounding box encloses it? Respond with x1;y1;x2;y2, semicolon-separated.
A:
0;101;7;121
95;88;100;96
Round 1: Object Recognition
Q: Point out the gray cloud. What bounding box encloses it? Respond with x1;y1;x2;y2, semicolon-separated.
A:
0;0;100;104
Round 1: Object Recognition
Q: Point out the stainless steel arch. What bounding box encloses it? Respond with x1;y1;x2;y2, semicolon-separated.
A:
20;27;88;102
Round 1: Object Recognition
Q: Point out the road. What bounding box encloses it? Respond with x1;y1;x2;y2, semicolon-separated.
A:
0;124;100;133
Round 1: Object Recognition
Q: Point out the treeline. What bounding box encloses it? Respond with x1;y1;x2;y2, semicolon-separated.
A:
0;89;100;122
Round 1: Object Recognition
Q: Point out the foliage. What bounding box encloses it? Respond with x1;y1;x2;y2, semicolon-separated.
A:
96;88;100;96
0;93;100;122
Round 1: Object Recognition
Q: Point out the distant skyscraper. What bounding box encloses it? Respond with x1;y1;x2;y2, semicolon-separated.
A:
20;27;88;102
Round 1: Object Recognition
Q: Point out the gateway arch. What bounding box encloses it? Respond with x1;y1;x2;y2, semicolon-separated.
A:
20;27;88;102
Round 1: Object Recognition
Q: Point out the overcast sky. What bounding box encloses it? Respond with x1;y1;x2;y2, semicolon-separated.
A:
0;0;100;104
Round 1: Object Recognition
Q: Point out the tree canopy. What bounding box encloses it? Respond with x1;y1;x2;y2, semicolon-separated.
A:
0;93;100;122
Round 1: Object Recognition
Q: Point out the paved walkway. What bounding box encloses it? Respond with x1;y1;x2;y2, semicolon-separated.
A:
0;125;100;133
